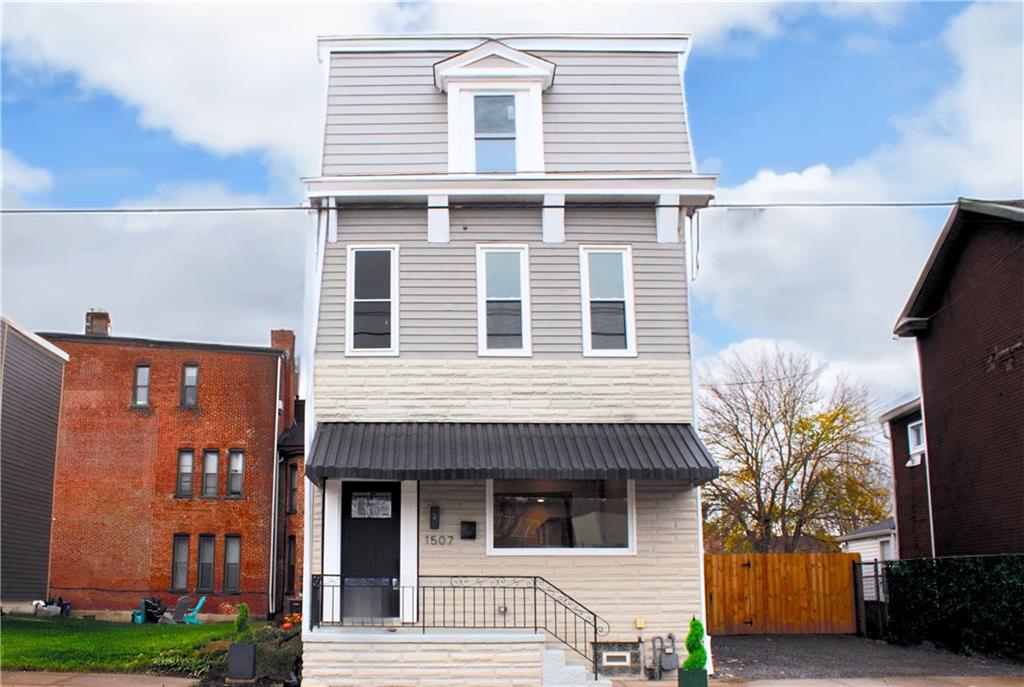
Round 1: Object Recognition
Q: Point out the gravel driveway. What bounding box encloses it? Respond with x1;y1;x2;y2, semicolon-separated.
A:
712;635;1024;681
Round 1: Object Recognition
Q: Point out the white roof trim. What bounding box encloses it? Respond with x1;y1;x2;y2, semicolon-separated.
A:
878;397;921;425
434;41;555;91
317;34;690;57
304;172;717;201
1;316;70;362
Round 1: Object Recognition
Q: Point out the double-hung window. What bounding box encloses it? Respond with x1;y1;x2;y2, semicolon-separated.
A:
176;450;194;497
346;246;399;355
580;246;637;357
474;94;516;173
487;479;635;555
132;364;150;406
285;535;297;595
906;420;925;467
287;463;298;514
202;450;218;498
223;535;241;593
181;364;199;407
197;535;215;592
227;450;244;497
476;245;531;355
171;534;189;591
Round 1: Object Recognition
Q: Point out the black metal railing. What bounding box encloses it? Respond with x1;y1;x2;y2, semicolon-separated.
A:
311;574;609;678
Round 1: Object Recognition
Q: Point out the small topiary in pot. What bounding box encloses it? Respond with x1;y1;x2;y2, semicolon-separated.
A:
678;617;708;687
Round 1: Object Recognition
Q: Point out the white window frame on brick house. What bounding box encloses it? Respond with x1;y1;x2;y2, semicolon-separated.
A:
345;244;400;357
476;244;533;357
579;245;638;357
434;41;554;174
484;479;637;557
906;419;925;467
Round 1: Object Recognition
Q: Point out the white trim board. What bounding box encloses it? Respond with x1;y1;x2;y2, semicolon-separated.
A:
579;244;638;358
475;244;533;357
344;244;400;357
484;479;637;556
318;34;691;57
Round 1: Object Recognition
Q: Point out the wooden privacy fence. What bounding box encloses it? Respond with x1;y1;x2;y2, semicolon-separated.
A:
704;553;860;635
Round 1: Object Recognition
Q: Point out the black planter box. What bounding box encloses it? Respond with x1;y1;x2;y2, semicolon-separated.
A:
678;668;708;687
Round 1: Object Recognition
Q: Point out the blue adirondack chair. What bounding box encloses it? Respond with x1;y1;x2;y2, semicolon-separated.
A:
184;595;206;624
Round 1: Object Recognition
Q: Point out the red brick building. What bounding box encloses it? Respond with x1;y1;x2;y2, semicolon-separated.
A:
42;312;303;617
884;198;1023;558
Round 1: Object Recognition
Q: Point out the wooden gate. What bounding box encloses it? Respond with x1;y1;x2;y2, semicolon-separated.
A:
704;553;859;635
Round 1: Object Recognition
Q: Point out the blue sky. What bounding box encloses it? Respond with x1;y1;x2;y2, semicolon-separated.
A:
2;1;1021;404
3;3;965;202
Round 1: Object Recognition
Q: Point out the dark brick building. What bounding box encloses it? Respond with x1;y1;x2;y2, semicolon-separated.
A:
1;317;68;607
886;198;1023;558
42;312;303;617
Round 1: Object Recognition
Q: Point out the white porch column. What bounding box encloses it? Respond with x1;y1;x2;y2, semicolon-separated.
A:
322;478;343;623
400;480;419;622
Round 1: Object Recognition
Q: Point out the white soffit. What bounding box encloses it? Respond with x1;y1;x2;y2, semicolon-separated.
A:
434;40;556;91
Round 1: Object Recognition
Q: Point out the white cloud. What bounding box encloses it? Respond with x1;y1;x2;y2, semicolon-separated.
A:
1;183;309;344
694;2;1024;399
1;148;54;206
0;1;906;195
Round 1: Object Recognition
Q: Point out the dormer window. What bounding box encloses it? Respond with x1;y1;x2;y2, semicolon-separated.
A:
434;41;554;174
474;95;516;172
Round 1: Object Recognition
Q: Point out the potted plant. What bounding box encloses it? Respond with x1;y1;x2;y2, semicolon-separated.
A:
678;617;708;687
227;602;256;685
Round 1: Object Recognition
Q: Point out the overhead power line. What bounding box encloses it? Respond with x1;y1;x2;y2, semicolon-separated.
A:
1;200;959;215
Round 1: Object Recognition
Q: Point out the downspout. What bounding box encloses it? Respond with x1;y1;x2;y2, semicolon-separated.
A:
301;205;328;637
268;355;282;616
914;341;937;558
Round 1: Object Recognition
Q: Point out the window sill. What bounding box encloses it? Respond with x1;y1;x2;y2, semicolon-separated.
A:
129;404;150;410
478;349;533;358
173;495;193;500
344;349;400;357
199;495;219;500
179;404;199;410
224;494;244;500
582;349;638;358
286;509;298;515
486;546;636;557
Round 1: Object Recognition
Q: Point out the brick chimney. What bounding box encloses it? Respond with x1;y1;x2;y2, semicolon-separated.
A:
271;329;297;431
85;310;111;336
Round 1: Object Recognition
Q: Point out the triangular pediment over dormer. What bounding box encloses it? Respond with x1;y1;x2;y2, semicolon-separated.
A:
433;40;556;92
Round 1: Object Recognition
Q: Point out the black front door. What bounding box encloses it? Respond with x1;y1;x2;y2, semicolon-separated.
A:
340;481;401;618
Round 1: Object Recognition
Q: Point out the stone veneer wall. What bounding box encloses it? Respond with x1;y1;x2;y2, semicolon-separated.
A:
315;359;692;423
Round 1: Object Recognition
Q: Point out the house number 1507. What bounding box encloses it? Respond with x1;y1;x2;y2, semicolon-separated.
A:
424;535;454;546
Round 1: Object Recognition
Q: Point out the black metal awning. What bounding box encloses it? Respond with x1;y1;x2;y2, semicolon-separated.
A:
307;422;718;483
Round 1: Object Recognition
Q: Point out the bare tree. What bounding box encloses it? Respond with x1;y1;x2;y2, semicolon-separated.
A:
700;347;889;553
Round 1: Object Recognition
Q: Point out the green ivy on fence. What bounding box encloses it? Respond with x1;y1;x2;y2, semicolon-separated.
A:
885;555;1024;661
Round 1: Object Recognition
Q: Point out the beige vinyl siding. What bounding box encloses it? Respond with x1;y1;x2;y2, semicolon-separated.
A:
323;53;448;176
535;51;691;173
316;206;689;359
322;50;692;175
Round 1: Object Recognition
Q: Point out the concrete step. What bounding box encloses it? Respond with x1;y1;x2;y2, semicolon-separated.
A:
543;647;613;687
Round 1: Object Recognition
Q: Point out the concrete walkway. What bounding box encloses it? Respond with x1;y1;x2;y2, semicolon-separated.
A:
710;679;1024;686
0;673;194;687
611;679;1023;687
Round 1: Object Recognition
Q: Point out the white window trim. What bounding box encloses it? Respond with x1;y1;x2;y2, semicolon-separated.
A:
448;81;545;174
579;245;638;357
476;244;533;357
601;651;633;667
907;419;925;455
484;479;637;556
345;244;400;357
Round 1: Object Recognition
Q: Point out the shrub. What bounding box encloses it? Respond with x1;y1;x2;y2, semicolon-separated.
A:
885;555;1024;661
682;617;707;670
234;602;252;642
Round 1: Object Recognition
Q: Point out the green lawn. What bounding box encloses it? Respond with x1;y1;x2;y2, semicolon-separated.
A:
0;615;234;673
